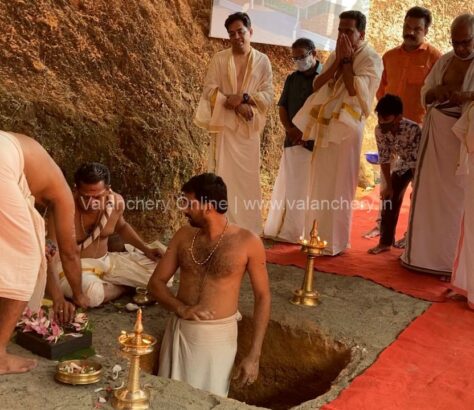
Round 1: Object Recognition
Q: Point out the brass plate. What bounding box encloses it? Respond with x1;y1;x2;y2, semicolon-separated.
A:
55;359;102;385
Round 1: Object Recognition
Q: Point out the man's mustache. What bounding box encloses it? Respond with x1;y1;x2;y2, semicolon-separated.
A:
404;34;416;40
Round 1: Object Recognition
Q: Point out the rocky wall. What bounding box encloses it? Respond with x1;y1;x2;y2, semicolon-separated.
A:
0;0;469;238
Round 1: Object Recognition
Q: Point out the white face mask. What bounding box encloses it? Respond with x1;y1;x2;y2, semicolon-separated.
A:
295;55;314;72
454;50;474;61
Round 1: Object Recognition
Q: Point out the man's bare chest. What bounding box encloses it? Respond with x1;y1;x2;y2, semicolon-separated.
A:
178;238;247;279
75;211;118;242
443;60;470;88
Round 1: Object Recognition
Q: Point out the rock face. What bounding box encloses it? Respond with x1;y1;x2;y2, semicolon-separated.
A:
0;0;466;238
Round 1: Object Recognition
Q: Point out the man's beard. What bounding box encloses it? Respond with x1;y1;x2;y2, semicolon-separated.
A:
186;216;200;228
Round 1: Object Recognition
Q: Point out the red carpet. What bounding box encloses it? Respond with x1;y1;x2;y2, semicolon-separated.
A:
266;188;450;302
322;301;474;410
266;189;473;408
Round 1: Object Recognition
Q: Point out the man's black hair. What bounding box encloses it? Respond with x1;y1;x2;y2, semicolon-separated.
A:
339;10;367;32
181;173;228;214
74;162;111;186
225;12;252;31
405;6;432;29
292;38;315;51
375;94;404;117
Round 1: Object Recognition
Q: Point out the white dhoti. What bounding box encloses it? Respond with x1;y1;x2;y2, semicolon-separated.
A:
292;43;382;255
304;122;363;255
57;242;167;307
210;128;263;235
452;155;474;308
452;103;474;308
194;47;273;235
402;107;465;274
264;145;312;243
158;312;241;397
0;131;46;311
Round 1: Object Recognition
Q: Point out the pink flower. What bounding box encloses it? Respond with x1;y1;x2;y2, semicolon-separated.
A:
51;322;62;337
22;321;34;333
46;321;64;343
17;307;88;344
72;312;88;332
30;317;50;336
46;335;59;343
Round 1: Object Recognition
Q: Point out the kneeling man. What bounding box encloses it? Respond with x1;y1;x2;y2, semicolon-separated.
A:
48;162;168;307
148;173;271;397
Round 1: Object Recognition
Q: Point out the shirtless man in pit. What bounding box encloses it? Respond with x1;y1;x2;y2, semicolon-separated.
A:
148;173;271;395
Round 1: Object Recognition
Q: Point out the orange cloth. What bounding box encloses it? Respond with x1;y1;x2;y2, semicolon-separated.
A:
322;301;474;410
377;43;442;124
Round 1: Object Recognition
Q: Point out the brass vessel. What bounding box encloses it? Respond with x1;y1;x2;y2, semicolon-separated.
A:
290;220;327;307
55;359;102;385
132;287;155;306
111;309;157;410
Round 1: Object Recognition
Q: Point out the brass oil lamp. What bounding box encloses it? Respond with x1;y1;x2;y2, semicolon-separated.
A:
290;220;327;307
111;309;157;409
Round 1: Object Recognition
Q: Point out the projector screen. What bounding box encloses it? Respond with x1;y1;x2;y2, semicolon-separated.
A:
210;0;371;51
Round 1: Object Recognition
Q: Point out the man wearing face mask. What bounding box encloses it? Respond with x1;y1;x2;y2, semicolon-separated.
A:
194;12;273;235
367;95;421;255
264;38;322;243
292;11;382;255
402;14;474;277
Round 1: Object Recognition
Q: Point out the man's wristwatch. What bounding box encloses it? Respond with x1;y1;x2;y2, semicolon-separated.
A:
242;93;250;104
341;57;352;65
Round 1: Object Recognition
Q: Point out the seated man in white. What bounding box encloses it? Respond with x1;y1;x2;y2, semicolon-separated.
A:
47;162;171;307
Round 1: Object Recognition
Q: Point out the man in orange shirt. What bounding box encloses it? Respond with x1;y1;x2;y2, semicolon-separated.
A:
377;6;442;123
364;6;442;242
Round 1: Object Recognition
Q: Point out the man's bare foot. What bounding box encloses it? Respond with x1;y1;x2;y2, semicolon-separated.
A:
0;353;37;375
368;244;391;255
446;290;467;301
393;237;406;249
363;226;380;239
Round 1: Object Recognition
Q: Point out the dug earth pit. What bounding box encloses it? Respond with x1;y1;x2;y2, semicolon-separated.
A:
229;316;351;409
